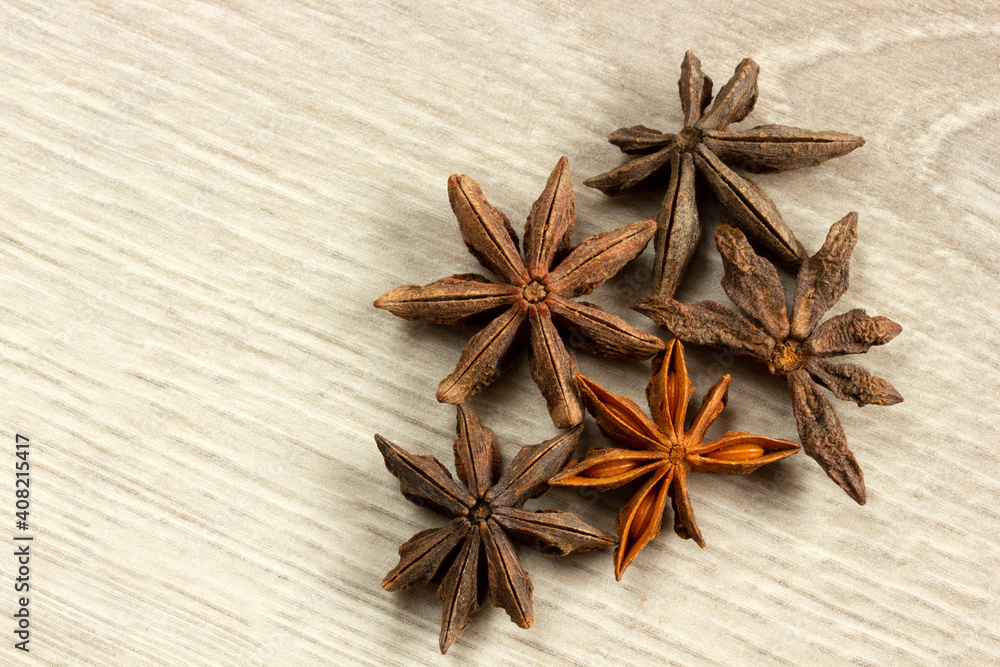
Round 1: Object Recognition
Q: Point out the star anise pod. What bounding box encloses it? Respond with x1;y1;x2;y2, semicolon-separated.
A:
633;215;902;505
549;339;798;580
585;51;865;297
375;157;663;428
376;404;616;653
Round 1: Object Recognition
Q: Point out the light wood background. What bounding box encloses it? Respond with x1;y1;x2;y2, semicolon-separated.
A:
1;1;998;665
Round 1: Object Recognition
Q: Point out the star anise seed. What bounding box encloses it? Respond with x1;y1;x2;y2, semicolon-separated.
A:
375;157;664;428
377;405;616;653
549;339;798;580
633;215;902;505
585;51;865;298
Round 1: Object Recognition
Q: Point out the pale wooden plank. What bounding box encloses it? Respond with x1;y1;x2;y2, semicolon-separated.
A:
0;0;998;664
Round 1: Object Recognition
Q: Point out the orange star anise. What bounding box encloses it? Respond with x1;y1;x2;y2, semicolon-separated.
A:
550;338;799;579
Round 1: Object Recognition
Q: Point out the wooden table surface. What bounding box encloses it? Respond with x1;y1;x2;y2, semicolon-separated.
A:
2;1;998;665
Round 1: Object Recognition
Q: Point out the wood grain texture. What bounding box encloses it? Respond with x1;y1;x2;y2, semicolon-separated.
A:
1;0;998;664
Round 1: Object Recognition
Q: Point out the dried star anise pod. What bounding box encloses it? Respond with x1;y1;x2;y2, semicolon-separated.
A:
549;339;798;580
585;50;865;297
633;215;902;504
375;157;663;428
376;404;616;653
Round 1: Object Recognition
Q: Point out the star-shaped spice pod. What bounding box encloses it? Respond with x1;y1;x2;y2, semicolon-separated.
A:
375;157;663;428
550;339;798;580
585;51;865;297
376;405;616;653
633;215;902;504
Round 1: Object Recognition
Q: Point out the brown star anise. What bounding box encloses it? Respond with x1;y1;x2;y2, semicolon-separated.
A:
376;405;616;653
585;51;865;297
633;215;902;505
375;157;663;428
549;339;798;580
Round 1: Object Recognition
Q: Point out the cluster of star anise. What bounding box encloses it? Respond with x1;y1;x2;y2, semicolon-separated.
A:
371;51;901;653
